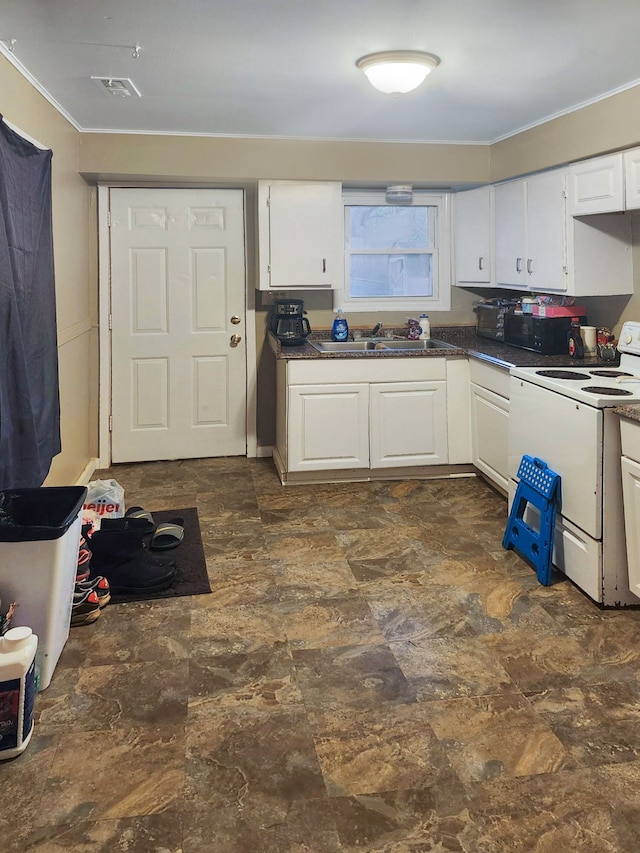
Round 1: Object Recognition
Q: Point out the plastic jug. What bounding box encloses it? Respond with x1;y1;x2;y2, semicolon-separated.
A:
0;626;38;760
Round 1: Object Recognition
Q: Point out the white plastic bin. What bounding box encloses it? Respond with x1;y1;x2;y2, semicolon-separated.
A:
0;487;87;690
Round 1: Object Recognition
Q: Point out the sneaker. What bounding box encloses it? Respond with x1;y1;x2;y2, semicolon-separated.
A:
76;576;111;608
71;588;101;626
76;535;92;583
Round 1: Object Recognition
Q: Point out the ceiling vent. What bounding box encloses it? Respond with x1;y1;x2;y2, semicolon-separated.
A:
91;77;141;98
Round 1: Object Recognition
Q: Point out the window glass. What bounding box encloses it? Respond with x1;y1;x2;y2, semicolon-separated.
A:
349;206;429;250
350;254;432;298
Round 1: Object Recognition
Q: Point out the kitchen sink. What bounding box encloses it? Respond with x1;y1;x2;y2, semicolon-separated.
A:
309;338;459;353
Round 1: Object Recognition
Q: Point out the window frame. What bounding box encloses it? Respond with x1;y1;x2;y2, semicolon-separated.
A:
335;189;451;313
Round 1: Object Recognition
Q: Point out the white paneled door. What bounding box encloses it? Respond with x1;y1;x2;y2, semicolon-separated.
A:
109;188;247;463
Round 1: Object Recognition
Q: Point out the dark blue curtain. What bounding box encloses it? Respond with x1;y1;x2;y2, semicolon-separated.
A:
0;116;60;488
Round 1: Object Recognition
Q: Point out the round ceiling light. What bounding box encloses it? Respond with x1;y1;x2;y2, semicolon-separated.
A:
356;50;440;94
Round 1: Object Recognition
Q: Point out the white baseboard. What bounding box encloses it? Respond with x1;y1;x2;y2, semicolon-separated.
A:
75;458;99;486
255;445;274;458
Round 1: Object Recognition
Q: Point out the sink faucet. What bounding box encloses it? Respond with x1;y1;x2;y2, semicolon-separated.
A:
371;322;383;337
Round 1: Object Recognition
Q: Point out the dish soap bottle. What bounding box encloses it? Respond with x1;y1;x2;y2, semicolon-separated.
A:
418;314;431;340
568;317;584;359
332;308;349;342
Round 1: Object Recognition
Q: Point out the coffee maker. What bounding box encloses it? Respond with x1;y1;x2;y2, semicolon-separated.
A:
269;299;311;346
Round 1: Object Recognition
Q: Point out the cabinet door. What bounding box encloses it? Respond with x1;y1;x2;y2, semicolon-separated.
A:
621;455;640;600
525;170;567;292
454;186;493;285
369;381;447;468
494;180;526;288
470;383;509;493
567;154;624;215
287;384;369;471
259;181;343;290
623;148;640;211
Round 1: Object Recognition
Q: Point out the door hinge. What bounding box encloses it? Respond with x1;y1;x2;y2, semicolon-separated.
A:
266;197;270;207
267;264;271;274
108;415;113;432
108;313;112;330
107;210;112;227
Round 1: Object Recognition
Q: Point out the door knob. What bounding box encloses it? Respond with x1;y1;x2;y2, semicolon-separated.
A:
230;316;241;325
230;334;242;346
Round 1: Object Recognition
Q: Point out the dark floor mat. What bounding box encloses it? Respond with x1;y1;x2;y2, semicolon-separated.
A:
108;506;211;604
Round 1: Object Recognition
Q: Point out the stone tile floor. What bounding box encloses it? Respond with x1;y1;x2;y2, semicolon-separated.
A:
5;457;640;851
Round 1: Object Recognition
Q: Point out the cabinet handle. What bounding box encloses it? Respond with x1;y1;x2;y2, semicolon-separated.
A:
516;257;522;273
527;258;533;274
478;256;484;271
322;258;327;273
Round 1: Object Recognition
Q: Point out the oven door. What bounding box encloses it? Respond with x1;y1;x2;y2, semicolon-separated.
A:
508;377;603;538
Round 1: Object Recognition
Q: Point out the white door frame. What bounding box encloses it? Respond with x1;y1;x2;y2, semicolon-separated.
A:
97;184;258;468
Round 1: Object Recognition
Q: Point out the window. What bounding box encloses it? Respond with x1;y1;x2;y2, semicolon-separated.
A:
337;190;451;312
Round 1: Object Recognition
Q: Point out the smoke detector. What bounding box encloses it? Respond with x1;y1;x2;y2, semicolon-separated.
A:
91;77;141;98
385;185;413;204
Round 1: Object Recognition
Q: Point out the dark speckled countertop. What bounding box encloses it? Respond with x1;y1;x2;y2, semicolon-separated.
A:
268;325;622;370
615;403;640;423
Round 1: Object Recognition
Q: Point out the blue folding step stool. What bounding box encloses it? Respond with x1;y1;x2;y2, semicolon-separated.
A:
502;455;561;586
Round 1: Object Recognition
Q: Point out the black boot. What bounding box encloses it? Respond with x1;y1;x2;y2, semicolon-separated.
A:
89;527;177;594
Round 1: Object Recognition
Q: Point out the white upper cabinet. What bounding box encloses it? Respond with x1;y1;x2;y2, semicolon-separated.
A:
624;148;640;210
525;170;567;291
257;180;343;290
453;186;493;285
495;170;567;291
493;167;631;296
568;154;625;215
494;179;527;288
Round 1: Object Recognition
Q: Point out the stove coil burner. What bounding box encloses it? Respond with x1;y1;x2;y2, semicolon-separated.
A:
534;369;591;380
589;370;633;378
581;386;634;396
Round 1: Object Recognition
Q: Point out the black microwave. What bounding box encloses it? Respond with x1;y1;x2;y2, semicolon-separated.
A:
504;313;579;355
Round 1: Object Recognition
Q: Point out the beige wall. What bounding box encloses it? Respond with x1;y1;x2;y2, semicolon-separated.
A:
0;55;95;486
79;133;490;187
491;86;640;182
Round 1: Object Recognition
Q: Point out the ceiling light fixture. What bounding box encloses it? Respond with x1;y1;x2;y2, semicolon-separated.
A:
356;50;440;94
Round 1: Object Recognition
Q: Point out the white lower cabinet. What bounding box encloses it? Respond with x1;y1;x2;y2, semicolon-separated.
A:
620;419;640;599
288;383;369;471
275;358;459;481
469;360;510;493
369;381;447;468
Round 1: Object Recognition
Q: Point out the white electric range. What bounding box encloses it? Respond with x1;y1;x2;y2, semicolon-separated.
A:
507;321;640;606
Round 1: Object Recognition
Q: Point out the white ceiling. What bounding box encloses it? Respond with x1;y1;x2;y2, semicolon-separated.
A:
3;0;640;144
